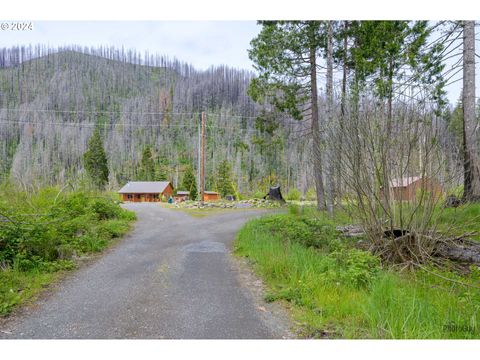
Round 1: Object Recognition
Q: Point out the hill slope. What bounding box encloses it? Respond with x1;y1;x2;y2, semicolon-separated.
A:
0;46;312;194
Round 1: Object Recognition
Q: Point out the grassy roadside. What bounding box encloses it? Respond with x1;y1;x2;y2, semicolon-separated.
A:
234;207;480;339
0;187;136;316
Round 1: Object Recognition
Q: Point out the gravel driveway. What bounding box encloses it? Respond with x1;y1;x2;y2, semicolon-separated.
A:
0;204;292;339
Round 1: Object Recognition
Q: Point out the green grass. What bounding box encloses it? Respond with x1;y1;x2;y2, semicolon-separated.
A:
234;210;480;339
434;203;480;241
0;187;136;316
0;267;63;315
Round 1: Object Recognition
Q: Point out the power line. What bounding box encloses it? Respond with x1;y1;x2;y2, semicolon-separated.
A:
0;108;262;120
0;118;197;128
0;118;269;134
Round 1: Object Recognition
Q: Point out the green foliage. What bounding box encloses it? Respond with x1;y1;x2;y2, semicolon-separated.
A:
252;190;266;199
248;21;324;120
138;146;156;180
0;187;135;268
235;212;480;338
216;160;235;197
305;188;317;201
285;188;301;201
0;186;136;316
181;165;197;200
256;212;338;249
83;128;109;189
349;21;446;111
0;269;56;316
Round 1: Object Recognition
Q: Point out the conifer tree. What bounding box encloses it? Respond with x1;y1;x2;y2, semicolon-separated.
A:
216;160;235;197
139;146;155;180
181;165;197;200
83;127;109;189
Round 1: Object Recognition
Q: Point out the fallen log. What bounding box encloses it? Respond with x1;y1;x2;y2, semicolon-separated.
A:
336;224;480;265
434;240;480;264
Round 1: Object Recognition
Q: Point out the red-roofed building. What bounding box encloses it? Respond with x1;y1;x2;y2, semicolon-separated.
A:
388;176;442;201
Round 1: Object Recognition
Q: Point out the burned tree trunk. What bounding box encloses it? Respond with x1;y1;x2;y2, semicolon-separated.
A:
264;185;286;202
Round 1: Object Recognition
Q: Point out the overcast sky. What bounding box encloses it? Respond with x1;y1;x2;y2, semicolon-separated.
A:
1;20;477;105
1;21;261;70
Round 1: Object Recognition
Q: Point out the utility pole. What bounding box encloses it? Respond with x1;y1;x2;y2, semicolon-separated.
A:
200;111;206;205
197;115;201;195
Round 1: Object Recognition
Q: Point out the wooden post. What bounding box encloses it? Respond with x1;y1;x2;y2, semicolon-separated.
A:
197;114;201;195
200;111;206;205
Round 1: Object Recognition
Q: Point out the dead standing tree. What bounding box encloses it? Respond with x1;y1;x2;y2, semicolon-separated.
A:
462;21;480;202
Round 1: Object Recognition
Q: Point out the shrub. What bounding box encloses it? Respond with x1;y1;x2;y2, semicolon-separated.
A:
89;198;121;220
0;188;135;269
258;215;314;245
331;247;381;288
252;190;266;199
305;188;317;201
286;188;301;201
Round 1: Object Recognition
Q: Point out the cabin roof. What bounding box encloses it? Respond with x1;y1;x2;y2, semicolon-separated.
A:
204;191;219;195
118;181;171;194
176;191;190;195
389;176;421;188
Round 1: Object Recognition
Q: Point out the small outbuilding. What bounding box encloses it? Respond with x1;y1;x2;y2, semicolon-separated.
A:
118;181;174;202
174;191;190;202
388;176;443;201
204;191;220;201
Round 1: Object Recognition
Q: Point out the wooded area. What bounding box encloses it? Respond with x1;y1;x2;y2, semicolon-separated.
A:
0;22;478;245
1;20;480;340
0;45;313;196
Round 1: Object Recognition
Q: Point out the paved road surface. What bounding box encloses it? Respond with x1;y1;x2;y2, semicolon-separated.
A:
0;204;292;339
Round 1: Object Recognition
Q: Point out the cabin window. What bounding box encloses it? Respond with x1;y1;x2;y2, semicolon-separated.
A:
153;194;159;199
127;194;133;200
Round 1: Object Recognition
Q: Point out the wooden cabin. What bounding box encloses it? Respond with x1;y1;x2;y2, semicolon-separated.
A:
388;176;443;201
204;191;220;201
118;181;174;202
174;191;190;202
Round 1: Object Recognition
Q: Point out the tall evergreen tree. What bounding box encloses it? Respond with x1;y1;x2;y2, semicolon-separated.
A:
248;21;327;210
139;146;155;180
83;127;109;189
216;159;235;197
155;165;168;181
181;165;197;200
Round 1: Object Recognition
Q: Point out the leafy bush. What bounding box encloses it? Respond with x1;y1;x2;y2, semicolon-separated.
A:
258;212;339;249
89;198;122;220
285;188;301;201
330;246;381;288
305;188;317;201
258;215;314;246
0;187;135;269
252;190;266;199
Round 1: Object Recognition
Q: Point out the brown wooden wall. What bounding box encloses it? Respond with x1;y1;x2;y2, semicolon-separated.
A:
121;193;161;202
391;178;443;201
163;184;174;200
204;193;220;201
120;183;175;203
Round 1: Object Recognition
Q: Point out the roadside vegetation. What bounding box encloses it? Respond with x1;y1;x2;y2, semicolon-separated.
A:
235;205;480;339
0;186;135;316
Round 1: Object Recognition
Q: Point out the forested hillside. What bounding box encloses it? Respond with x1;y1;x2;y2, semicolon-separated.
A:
0;45;311;194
